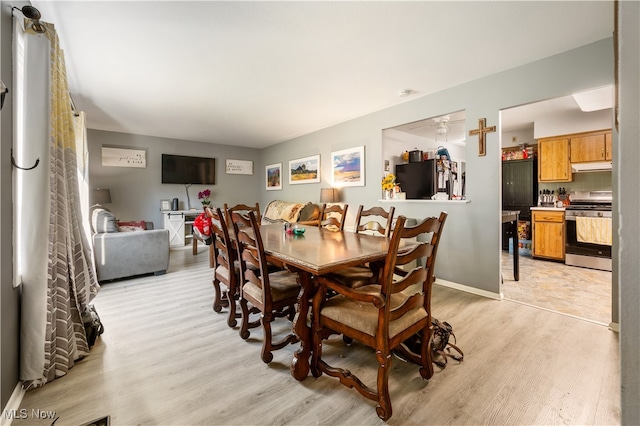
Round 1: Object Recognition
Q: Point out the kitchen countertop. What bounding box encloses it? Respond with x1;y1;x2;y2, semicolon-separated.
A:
530;206;566;211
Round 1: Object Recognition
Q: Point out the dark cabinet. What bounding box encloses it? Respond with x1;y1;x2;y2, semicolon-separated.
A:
502;159;538;250
502;159;538;219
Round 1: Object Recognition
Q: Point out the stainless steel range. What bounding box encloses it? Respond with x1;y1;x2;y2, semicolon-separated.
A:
565;191;612;271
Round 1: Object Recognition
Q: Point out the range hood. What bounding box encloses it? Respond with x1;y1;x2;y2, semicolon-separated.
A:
571;161;612;173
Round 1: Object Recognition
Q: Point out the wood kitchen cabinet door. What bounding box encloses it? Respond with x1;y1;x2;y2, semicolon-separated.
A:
570;133;607;162
605;132;612;161
532;211;565;260
538;138;572;182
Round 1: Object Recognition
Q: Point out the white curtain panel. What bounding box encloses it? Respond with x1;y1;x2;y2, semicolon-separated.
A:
13;16;52;385
13;18;99;390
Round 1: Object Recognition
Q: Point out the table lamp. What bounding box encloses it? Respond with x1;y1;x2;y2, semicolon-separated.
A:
320;188;338;203
92;188;112;206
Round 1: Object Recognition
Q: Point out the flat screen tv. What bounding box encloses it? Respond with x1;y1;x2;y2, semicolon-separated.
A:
162;154;216;185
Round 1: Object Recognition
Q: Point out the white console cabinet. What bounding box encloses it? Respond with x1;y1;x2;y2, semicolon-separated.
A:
162;210;203;247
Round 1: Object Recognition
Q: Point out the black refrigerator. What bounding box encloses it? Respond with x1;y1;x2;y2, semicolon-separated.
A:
396;159;455;200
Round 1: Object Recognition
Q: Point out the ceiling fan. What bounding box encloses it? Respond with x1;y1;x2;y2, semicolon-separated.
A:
433;115;451;135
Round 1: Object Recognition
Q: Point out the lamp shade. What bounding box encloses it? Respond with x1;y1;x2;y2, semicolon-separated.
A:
92;188;112;205
320;188;337;203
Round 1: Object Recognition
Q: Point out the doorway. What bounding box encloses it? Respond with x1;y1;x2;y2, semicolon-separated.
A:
499;87;614;325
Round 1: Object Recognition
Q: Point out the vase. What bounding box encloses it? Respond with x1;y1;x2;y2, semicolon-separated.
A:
383;190;393;200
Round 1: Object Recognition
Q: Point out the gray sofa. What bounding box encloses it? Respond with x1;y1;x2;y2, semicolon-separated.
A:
91;208;170;281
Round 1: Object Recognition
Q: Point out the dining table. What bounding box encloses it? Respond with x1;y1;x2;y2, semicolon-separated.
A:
257;223;405;381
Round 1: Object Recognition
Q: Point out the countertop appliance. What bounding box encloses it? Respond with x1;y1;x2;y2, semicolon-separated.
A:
564;191;612;271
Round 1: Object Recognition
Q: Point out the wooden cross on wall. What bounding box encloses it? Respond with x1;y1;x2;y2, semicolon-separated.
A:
469;118;496;156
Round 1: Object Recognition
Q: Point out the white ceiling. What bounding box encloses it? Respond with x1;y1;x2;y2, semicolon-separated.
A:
387;85;614;146
31;1;614;149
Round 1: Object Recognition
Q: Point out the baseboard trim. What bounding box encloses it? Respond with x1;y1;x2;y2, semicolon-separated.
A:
435;278;502;300
1;382;25;426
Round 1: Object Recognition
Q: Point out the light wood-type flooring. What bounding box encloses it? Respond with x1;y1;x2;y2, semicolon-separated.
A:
14;244;620;425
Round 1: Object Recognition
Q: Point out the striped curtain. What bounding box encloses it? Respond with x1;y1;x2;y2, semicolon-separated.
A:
14;19;99;390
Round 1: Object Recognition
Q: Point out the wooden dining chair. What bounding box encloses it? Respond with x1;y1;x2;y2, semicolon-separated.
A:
208;207;242;328
318;203;348;231
230;210;300;363
224;203;261;225
326;205;397;289
310;212;448;421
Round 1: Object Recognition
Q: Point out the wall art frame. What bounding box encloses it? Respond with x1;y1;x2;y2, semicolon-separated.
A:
289;154;320;185
225;159;253;175
101;146;146;168
331;146;365;187
265;163;282;190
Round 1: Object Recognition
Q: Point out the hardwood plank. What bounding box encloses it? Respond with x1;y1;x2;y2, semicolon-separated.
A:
13;246;620;425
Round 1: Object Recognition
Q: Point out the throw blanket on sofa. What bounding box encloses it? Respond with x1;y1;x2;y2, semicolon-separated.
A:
264;200;306;223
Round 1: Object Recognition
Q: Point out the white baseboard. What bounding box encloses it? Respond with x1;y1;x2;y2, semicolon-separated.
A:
1;383;25;426
435;278;502;300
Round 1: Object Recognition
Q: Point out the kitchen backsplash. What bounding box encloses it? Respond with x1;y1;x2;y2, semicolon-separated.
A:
538;171;612;195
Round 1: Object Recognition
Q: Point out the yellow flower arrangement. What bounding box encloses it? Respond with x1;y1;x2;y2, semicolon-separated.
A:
381;174;396;191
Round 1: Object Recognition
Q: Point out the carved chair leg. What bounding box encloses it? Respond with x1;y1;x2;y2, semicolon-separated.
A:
419;327;434;380
227;299;238;328
375;350;393;421
239;298;251;340
261;313;274;364
212;279;223;313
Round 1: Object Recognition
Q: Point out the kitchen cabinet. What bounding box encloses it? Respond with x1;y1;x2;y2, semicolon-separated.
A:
605;132;612;161
532;210;565;261
538;137;572;182
570;130;612;162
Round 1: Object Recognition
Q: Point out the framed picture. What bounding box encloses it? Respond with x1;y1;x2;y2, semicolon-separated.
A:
289;155;320;185
225;159;253;175
331;146;365;187
160;199;171;211
265;163;282;190
101;146;146;168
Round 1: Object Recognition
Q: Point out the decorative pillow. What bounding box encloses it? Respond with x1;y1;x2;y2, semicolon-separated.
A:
91;208;118;234
118;226;145;232
118;221;147;231
298;203;320;222
264;200;305;223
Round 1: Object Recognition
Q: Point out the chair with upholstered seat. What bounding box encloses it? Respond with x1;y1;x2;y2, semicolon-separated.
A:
310;212;448;421
318;203;348;231
231;210;300;363
326;205;396;289
208;207;242;328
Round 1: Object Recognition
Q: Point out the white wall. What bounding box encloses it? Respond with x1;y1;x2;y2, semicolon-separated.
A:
501;128;535;149
619;1;640;423
534;108;612;139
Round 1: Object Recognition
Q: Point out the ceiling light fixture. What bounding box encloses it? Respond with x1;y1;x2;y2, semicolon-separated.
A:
433;115;450;139
398;89;414;97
